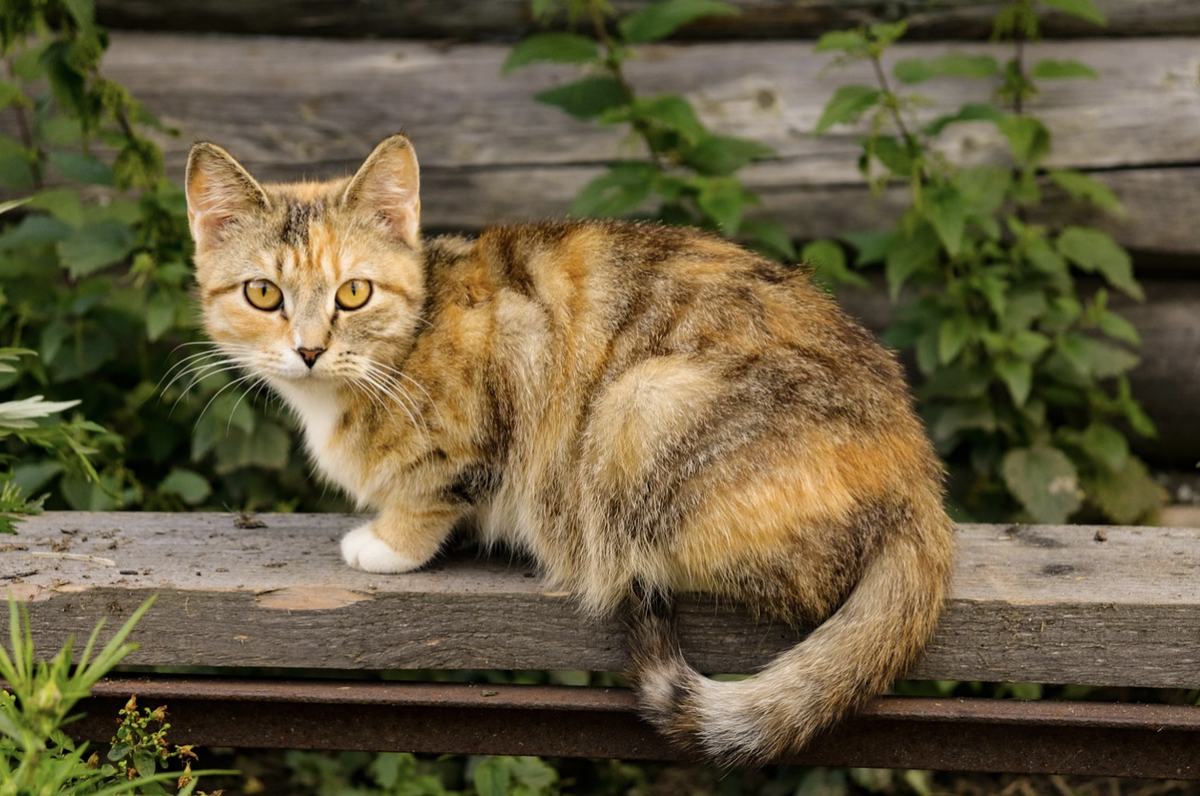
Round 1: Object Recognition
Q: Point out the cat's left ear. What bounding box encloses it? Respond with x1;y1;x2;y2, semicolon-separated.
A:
343;134;421;248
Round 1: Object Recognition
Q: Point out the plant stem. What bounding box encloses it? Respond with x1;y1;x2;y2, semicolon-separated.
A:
870;53;917;150
5;56;43;191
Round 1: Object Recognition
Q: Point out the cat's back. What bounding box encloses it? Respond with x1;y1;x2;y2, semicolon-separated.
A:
443;219;904;412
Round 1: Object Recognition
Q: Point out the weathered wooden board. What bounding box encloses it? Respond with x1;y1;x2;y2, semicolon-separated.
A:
95;33;1200;258
4;512;1200;689
94;0;1200;41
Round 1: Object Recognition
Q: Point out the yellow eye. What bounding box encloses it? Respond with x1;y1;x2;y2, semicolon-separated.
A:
244;279;283;311
336;279;372;310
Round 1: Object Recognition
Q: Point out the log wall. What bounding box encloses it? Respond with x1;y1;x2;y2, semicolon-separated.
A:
90;30;1200;463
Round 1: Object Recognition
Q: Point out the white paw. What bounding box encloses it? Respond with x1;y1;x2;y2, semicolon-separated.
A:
340;524;425;573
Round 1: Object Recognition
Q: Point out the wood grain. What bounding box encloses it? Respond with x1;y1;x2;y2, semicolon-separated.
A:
91;33;1200;260
5;513;1200;689
93;0;1200;41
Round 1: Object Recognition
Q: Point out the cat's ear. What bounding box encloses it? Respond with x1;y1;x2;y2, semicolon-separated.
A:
343;134;421;248
185;142;268;250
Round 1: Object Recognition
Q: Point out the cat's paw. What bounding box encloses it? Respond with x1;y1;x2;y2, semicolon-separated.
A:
341;524;427;573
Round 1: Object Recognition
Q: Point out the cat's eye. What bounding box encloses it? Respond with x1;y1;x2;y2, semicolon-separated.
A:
245;279;283;311
336;279;372;310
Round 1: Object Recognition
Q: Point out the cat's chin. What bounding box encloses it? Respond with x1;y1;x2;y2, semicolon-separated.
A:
341;523;427;573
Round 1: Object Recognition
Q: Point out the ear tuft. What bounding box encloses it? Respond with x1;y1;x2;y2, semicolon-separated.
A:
185;142;268;250
343;134;421;248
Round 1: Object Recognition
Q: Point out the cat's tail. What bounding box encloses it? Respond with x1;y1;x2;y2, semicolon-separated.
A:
625;529;952;767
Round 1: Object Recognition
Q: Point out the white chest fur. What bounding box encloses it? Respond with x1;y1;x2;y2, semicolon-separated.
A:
272;380;364;497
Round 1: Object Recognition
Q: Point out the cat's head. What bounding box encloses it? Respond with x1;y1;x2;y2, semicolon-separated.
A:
184;135;425;393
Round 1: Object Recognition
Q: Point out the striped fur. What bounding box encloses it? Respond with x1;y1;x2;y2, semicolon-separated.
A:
185;134;956;766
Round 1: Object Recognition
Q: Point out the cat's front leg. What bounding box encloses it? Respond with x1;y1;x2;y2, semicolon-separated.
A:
341;504;458;573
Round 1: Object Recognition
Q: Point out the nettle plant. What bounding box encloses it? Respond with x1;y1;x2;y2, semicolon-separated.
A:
0;0;322;516
504;0;795;260
813;0;1162;523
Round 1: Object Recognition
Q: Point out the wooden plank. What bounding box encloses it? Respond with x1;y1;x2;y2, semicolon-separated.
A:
94;33;1200;258
5;512;1200;689
93;0;1200;41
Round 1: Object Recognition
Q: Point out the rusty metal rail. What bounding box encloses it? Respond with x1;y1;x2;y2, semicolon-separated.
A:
64;676;1200;779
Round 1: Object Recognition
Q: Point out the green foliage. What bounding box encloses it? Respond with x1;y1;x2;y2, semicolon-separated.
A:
813;0;1164;523
0;596;228;794
0;348;108;532
0;0;335;517
506;0;795;260
285;750;559;796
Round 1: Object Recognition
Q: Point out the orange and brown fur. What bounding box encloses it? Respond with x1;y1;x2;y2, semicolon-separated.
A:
185;134;956;766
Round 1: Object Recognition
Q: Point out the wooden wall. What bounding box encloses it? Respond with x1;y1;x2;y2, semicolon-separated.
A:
87;1;1200;464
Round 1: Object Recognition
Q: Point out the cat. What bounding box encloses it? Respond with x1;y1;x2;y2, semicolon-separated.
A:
184;133;956;766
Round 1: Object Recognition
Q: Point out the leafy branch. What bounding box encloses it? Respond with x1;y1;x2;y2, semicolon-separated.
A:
505;0;794;259
813;0;1163;523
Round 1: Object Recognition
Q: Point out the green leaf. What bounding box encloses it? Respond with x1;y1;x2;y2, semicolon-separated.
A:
108;741;133;762
1076;423;1130;473
133;747;159;778
1089;455;1163;524
569;163;655;218
957;165;1012;218
803;238;867;286
1040;0;1107;25
742;218;796;260
1048;170;1122;213
618;0;740;44
1057;332;1140;379
937;315;972;365
884;222;940;299
48;151;114;186
159;468;212;505
844;229;895;266
28;187;84;227
634;95;707;143
923;103;1005;137
58;220;137;278
815;84;881;135
1056;226;1142;299
474;758;513;796
870;135;918;177
1002;444;1082;523
534;76;627;120
998;115;1051;166
895;53;999;84
502;33;599;73
1008;329;1051;360
892;58;934;84
995;357;1033;406
696;176;749;234
924;183;965;256
1031;59;1098;79
814;30;869;54
214;420;291;474
1096;309;1140;346
929;401;996;446
684;134;774;176
145;292;177;341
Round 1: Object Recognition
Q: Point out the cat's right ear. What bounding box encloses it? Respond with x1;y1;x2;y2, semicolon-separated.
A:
185;142;268;251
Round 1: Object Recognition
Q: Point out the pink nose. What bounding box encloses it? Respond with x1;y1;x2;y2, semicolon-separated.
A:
296;347;325;368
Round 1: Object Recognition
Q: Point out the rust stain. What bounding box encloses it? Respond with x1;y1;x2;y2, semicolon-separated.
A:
255;586;374;611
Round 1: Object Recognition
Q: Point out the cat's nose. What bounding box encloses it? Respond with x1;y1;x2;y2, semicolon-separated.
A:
296;347;325;368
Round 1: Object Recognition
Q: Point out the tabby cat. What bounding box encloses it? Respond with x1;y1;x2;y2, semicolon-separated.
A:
185;134;955;766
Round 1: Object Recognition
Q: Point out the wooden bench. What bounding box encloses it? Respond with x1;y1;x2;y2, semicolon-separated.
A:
4;511;1200;779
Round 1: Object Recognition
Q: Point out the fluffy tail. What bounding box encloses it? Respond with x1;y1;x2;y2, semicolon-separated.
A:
625;533;952;767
